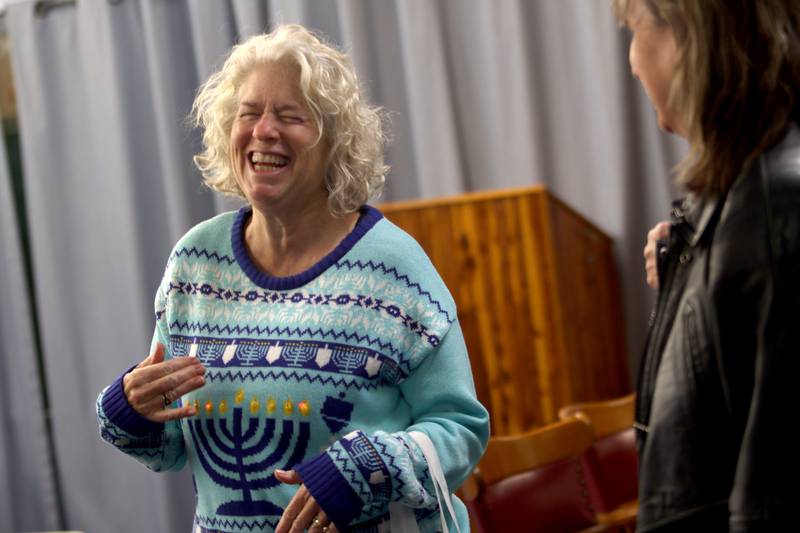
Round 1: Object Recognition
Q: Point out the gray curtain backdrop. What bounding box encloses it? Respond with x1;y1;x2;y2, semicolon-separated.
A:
0;118;61;531
2;0;684;531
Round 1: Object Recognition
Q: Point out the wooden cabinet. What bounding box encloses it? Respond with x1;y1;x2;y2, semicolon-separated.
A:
379;186;630;435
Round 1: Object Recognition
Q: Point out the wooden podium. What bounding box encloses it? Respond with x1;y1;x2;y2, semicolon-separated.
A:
379;187;630;436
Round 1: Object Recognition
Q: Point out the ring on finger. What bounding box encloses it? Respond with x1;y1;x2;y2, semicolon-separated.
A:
313;518;327;531
162;391;171;407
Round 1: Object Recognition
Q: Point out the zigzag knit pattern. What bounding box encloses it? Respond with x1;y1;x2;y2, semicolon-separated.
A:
205;370;383;391
171;246;237;266
97;206;487;533
195;515;279;531
328;442;373;501
165;281;444;346
334;259;455;323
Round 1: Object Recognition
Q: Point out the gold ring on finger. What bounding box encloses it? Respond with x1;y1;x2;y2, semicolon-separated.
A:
162;392;171;407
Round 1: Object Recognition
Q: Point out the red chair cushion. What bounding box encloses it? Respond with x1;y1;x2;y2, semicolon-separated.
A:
582;428;638;512
467;457;597;533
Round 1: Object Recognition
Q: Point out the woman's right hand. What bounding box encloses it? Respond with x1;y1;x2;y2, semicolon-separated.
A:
644;221;670;290
122;342;206;422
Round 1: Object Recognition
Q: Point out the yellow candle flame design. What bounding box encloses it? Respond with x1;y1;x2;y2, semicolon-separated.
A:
234;389;245;405
219;399;228;415
204;399;213;414
249;396;260;414
266;397;276;414
283;398;294;416
298;400;310;417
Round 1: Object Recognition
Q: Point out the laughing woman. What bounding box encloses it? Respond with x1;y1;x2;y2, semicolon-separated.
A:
615;0;800;531
96;24;488;533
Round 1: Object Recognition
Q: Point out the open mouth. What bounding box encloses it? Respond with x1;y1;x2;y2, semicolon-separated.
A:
250;152;290;172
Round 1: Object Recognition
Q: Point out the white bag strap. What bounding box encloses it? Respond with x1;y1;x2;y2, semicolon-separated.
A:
388;431;462;533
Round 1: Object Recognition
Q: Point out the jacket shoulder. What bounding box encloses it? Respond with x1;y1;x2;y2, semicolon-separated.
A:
765;123;800;190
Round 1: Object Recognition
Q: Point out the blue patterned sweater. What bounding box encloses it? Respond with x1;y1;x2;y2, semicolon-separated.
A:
96;206;489;533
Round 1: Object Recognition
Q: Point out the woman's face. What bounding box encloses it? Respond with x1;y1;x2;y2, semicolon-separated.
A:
230;62;329;214
627;0;685;137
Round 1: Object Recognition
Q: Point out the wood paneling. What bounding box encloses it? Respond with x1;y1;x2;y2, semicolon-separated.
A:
379;186;630;435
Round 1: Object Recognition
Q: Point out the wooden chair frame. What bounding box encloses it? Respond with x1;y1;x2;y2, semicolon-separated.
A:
557;393;635;439
558;393;638;532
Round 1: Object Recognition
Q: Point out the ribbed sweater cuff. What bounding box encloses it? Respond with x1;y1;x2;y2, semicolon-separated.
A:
101;366;165;437
295;452;363;528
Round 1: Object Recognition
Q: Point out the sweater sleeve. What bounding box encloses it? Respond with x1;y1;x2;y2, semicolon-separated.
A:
95;272;187;473
294;320;490;528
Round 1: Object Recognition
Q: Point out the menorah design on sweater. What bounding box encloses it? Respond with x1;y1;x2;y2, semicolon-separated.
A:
187;394;311;517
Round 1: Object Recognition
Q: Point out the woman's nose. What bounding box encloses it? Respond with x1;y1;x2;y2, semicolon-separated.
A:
629;42;640;80
253;114;280;140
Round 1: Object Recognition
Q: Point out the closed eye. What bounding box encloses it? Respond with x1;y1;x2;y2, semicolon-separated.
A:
280;115;304;123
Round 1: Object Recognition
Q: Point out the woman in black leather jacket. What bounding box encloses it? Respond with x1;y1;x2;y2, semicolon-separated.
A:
614;0;800;531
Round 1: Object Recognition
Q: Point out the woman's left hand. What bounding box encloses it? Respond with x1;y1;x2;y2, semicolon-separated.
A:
644;221;670;289
275;469;340;533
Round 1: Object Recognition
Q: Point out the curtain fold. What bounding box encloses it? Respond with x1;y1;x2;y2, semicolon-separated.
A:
4;1;684;531
7;2;196;531
0;119;60;530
